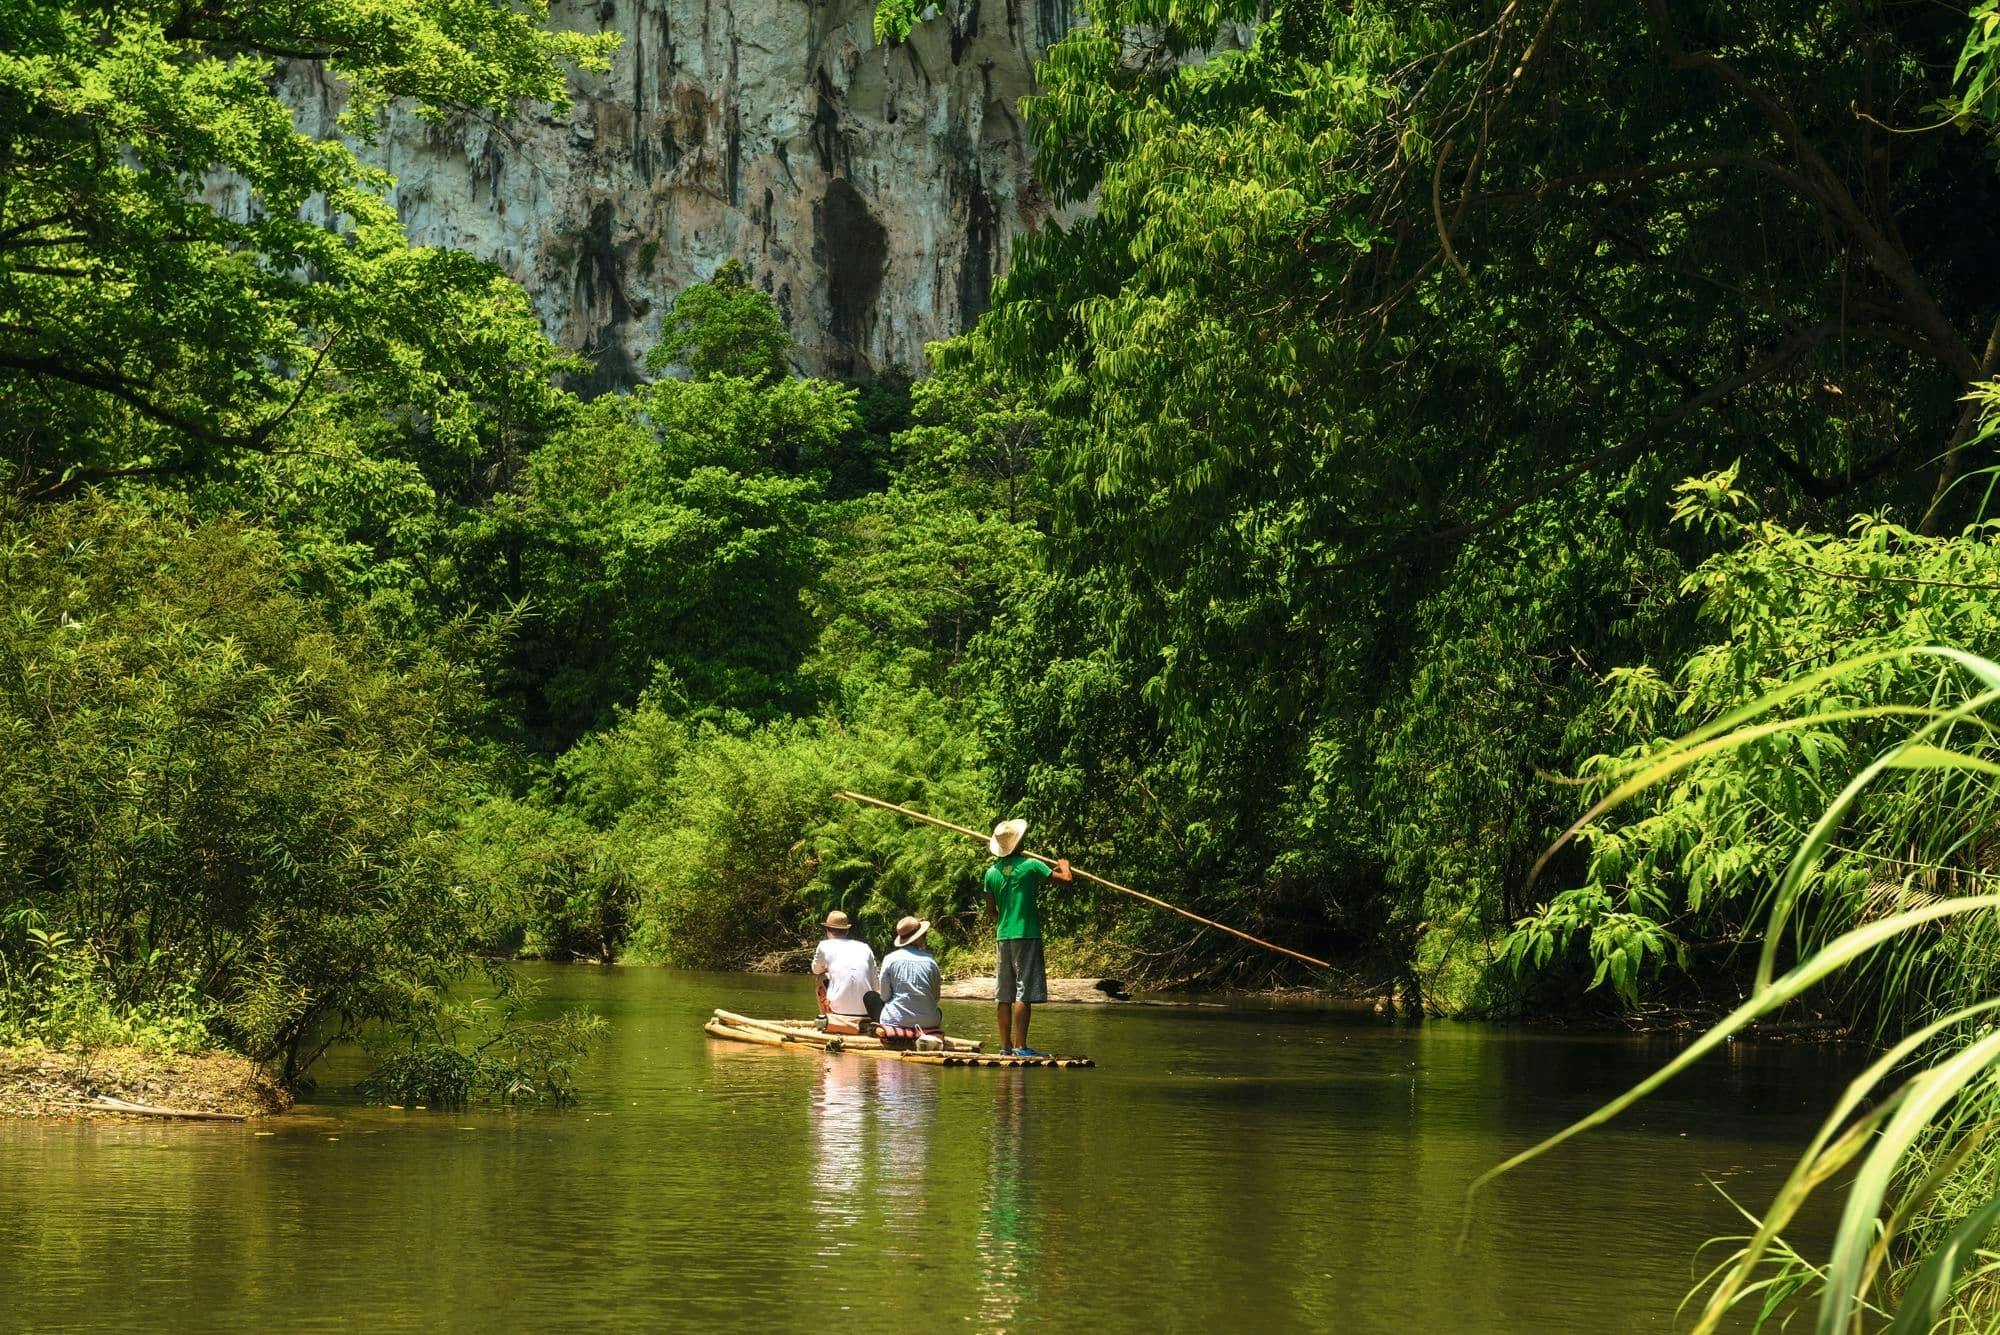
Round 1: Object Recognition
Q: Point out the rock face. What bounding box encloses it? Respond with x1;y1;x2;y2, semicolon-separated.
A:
280;0;1079;385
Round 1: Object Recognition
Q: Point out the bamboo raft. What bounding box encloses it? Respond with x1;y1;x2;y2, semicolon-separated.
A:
704;1010;1095;1068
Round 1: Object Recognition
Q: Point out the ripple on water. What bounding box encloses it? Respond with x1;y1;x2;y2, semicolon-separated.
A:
0;965;1859;1333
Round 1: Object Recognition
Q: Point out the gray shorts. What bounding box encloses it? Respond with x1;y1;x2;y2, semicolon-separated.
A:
995;938;1047;1004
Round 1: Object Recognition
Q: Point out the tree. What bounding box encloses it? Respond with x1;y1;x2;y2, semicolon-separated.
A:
0;0;612;496
935;0;2000;990
645;258;792;384
0;497;494;1082
494;375;855;745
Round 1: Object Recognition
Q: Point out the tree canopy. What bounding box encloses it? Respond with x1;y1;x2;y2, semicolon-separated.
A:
0;0;612;494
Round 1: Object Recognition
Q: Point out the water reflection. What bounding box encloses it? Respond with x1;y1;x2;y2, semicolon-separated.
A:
809;1054;868;1269
976;1076;1040;1328
0;967;1866;1334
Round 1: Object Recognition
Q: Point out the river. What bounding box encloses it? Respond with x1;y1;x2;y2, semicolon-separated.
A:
0;965;1858;1332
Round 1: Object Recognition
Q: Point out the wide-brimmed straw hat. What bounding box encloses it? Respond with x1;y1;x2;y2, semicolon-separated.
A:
989;818;1027;857
893;916;930;948
823;910;852;931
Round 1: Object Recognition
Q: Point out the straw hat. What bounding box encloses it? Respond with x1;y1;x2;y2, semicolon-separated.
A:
892;916;930;948
989;818;1027;857
823;910;852;931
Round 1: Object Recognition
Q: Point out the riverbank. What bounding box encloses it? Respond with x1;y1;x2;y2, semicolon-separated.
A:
0;1044;292;1120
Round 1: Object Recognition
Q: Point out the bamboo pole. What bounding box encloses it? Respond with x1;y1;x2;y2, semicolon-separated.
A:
833;790;1332;971
710;1009;983;1052
84;1095;248;1122
706;1016;1090;1066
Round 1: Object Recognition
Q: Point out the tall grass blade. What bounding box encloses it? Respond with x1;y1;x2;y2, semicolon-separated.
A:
1881;1197;2000;1335
1820;1027;2000;1334
1465;895;2000;1229
1691;995;2000;1330
1527;705;1941;890
1756;690;2000;993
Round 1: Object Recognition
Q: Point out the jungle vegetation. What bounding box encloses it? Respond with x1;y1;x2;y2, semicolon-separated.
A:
8;0;2000;1281
15;0;2000;1315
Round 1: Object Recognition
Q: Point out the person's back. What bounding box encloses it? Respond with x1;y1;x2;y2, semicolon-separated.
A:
986;852;1049;943
982;818;1070;1055
811;913;878;1018
877;917;943;1034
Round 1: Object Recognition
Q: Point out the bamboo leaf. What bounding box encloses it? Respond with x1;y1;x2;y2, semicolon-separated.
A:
1691;996;2000;1332
1757;686;2000;992
1880;743;2000;777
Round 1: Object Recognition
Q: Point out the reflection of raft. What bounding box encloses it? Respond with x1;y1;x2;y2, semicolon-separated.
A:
704;1010;1095;1068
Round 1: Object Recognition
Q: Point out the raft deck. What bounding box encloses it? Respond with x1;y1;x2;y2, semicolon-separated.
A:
704;1010;1095;1068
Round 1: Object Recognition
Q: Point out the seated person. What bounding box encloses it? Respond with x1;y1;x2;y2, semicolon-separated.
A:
874;916;944;1050
811;911;878;1030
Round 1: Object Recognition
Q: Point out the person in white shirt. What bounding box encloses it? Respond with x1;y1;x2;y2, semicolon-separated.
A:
810;910;878;1024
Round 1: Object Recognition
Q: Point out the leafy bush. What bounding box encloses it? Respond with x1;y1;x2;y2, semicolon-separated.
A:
456;799;634;960
357;970;606;1106
1478;639;2000;1330
518;687;996;969
0;909;212;1055
1507;467;2000;1020
497;374;847;744
0;497;493;1082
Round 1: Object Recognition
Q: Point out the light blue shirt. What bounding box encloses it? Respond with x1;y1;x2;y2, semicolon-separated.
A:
877;947;943;1031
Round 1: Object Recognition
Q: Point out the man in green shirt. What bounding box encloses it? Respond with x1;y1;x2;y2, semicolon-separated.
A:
984;817;1072;1056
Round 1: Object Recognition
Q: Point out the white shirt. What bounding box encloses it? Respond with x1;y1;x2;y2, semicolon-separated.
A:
810;936;879;1015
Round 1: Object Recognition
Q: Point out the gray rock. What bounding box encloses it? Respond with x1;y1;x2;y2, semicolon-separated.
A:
274;0;1087;382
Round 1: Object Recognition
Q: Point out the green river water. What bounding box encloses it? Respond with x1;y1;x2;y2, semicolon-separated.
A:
0;964;1859;1332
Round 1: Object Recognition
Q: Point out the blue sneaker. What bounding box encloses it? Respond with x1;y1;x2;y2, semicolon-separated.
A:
1011;1047;1049;1058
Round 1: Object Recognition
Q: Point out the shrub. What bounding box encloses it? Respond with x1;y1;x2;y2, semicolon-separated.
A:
0;909;212;1055
0;497;492;1082
550;688;995;968
455;798;634;960
357;969;606;1106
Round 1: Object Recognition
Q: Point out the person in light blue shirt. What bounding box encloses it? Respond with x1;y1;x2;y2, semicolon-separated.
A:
875;916;943;1039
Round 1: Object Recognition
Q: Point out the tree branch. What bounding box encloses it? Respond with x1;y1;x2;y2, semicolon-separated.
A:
1640;0;1979;384
1327;319;1844;566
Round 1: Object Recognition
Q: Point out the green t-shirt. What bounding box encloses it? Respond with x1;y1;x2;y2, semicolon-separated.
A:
985;854;1050;941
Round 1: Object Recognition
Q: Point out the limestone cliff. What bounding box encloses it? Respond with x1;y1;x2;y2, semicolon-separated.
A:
280;0;1078;385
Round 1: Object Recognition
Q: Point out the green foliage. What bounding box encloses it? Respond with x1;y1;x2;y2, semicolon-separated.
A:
0;497;492;1081
0;908;212;1055
922;0;2000;994
357;969;606;1106
456;799;634;961
0;0;611;494
493;373;848;743
806;363;1048;696
449;348;1049;972
645;259;792;384
1472;641;2000;1330
1508;465;2000;1017
545;687;994;969
872;0;924;44
1951;2;2000;128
